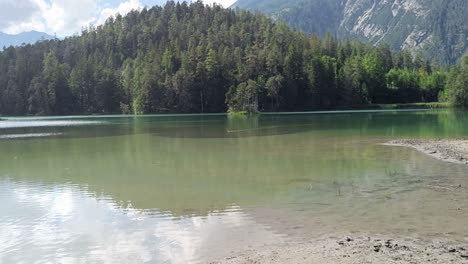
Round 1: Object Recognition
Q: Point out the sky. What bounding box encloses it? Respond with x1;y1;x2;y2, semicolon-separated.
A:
0;0;237;37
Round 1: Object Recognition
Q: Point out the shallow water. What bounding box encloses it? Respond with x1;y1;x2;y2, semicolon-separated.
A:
1;110;468;263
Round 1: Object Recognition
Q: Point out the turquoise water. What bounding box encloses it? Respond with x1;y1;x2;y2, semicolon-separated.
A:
0;110;467;263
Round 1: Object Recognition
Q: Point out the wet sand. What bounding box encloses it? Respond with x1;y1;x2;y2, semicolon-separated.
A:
211;235;468;264
385;139;468;165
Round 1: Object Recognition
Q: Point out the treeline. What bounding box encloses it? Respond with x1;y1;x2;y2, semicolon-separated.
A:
442;56;468;106
0;1;464;116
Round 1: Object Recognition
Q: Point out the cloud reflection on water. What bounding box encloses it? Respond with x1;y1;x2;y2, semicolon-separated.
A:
0;120;101;129
0;179;283;263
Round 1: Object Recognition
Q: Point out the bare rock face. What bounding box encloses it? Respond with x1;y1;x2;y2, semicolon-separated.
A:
232;0;468;64
340;0;430;47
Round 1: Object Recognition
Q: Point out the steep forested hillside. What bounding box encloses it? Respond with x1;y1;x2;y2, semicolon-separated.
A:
0;1;460;116
232;0;467;65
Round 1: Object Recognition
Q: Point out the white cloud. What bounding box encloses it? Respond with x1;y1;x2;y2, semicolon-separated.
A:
0;0;235;37
2;0;142;37
202;0;236;7
97;0;143;25
0;0;38;29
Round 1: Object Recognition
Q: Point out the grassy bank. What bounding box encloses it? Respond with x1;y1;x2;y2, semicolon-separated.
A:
227;111;261;117
334;102;452;111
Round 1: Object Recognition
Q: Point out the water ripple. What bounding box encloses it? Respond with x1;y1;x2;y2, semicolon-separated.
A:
0;133;63;140
0;120;101;129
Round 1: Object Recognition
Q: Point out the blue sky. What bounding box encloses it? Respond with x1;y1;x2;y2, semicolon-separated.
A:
0;0;236;37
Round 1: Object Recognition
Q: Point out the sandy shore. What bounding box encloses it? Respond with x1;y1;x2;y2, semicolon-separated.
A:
210;139;468;263
385;139;468;165
211;235;468;264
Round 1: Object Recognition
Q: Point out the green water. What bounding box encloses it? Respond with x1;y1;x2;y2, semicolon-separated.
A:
1;110;468;263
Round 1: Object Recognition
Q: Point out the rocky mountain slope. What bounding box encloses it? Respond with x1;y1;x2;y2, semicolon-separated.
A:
232;0;467;65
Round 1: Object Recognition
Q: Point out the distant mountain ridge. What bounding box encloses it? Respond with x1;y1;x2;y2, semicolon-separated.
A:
231;0;467;65
0;31;54;49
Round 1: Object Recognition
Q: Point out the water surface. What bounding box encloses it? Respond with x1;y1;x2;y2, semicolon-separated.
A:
1;110;468;263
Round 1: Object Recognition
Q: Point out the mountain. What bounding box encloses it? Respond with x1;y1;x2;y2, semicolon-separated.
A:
231;0;468;65
0;2;457;116
0;31;54;49
231;0;304;13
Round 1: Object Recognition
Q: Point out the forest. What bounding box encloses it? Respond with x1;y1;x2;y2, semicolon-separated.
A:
0;1;466;116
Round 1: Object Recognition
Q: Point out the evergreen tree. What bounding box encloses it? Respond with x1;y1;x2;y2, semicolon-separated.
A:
0;1;458;116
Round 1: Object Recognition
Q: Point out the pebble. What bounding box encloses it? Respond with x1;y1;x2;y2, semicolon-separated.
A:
374;245;382;252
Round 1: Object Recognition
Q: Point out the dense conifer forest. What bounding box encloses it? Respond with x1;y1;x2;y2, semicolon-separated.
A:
0;1;466;116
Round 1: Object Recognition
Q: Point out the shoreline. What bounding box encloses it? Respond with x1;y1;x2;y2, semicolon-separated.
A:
0;105;452;119
211;235;468;263
385;139;468;165
212;139;468;263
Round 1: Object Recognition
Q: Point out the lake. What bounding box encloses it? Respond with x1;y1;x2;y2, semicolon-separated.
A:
1;110;468;263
